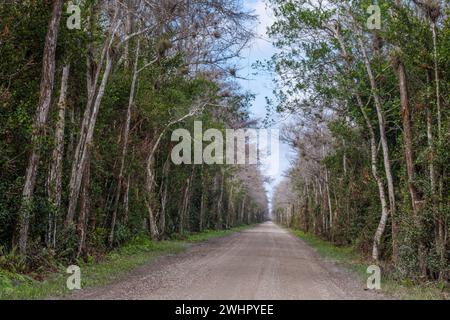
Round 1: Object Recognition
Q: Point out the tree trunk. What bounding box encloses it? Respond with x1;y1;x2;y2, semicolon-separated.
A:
123;0;134;70
227;185;234;228
48;64;70;207
431;22;446;281
109;39;141;246
356;33;398;263
66;10;121;224
199;166;206;231
145;196;159;240
179;166;195;234
216;171;224;229
334;26;391;261
67;51;114;224
240;196;246;225
143;107;205;240
431;23;442;141
123;175;130;224
77;153;91;259
360;94;390;262
158;156;170;238
145;153;159;240
47;63;70;247
397;61;419;213
324;167;333;231
396;59;427;277
426;71;436;195
15;0;64;254
179;179;189;234
144;130;169;240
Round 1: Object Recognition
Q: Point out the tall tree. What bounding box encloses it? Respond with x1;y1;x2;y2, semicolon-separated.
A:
15;0;64;254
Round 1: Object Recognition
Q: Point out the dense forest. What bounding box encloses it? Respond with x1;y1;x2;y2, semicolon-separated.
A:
0;0;268;273
271;0;449;281
1;0;449;297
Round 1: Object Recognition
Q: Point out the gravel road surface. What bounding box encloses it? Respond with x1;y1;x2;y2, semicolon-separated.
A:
67;222;385;300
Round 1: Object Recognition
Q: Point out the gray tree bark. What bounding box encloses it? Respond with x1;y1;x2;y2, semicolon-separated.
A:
109;39;141;246
158;156;170;238
66;10;121;225
333;26;389;261
16;0;64;254
356;32;398;263
47;63;70;247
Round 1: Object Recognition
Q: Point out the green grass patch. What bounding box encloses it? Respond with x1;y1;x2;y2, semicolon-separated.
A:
290;229;449;300
291;230;368;278
0;225;252;300
186;225;253;243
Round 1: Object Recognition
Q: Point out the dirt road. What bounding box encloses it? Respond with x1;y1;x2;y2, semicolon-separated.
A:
68;222;384;300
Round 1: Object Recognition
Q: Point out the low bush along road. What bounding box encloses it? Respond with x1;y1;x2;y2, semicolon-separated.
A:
66;222;384;300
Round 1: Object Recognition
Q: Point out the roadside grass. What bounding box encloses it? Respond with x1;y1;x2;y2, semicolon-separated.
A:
291;230;367;278
185;224;254;243
0;225;252;300
290;229;449;300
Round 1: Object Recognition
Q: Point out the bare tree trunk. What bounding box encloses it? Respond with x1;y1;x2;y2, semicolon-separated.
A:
123;0;134;70
123;175;130;224
67;51;114;224
227;185;234;228
145;153;160;240
109;38;141;246
431;22;446;281
48;64;70;207
425;70;444;278
333;25;390;261
397;61;419;213
199;166;206;231
396;59;426;276
356;33;398;263
318;178;325;234
342;139;347;175
431;23;442;141
179;179;189;234
143;107;206;239
426;71;436;195
47;63;70;247
15;0;63;254
324;167;333;231
240;196;246;225
67;103;76;162
67;10;121;224
216;171;224;229
145;195;159;240
180;166;195;234
360;95;390;262
158;156;170;238
77;153;91;259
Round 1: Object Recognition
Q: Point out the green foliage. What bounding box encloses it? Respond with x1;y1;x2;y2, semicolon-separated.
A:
269;0;449;282
0;226;251;300
0;0;266;280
